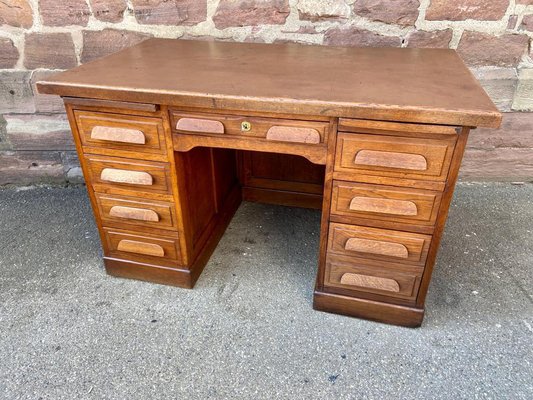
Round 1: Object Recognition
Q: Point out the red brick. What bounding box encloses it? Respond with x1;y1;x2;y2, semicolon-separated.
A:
24;33;77;70
461;148;533;180
90;0;127;23
213;0;290;29
0;151;65;185
457;32;529;67
0;71;34;114
406;29;452;48
131;0;206;25
519;14;533;31
516;0;533;4
0;0;32;28
30;71;66;113
0;38;19;68
81;29;151;64
472;68;517;112
324;27;401;47
426;0;509;21
354;0;420;26
4;114;73;151
468;112;533;149
297;0;350;22
39;0;90;26
507;15;518;30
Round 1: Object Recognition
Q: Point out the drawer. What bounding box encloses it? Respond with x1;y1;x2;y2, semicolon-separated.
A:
85;155;172;195
170;110;329;144
75;111;166;154
331;181;442;226
327;223;431;266
103;227;181;266
95;194;178;231
325;256;422;301
335;132;456;182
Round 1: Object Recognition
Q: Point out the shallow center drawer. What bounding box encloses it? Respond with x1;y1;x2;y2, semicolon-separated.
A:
75;111;166;154
95;193;178;231
335;132;456;182
331;181;442;227
170;110;329;144
328;223;431;266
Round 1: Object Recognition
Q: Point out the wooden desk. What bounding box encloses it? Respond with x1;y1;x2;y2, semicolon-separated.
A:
37;39;501;327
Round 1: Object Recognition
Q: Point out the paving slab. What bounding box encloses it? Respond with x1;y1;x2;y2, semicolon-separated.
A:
0;183;531;399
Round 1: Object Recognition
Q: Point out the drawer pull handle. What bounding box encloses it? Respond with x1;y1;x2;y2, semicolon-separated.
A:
354;150;427;171
100;168;153;186
340;273;400;293
109;206;159;222
90;126;146;144
117;240;165;257
176;117;224;134
266;126;321;144
349;197;418;216
345;238;409;259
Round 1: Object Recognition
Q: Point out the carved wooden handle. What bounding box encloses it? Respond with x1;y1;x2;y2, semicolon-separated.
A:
340;273;400;293
100;168;153;185
109;205;159;222
345;238;409;258
117;239;164;257
354;150;427;171
349;197;418;216
90;126;146;144
266;126;321;144
176;117;225;134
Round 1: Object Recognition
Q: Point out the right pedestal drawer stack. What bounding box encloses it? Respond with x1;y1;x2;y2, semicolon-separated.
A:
323;118;468;318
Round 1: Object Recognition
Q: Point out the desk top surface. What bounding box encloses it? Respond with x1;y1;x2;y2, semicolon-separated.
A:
38;38;501;128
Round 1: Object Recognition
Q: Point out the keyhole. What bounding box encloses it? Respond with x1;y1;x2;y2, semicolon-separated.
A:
241;121;251;131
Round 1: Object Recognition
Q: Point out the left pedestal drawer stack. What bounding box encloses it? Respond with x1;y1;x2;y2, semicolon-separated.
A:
64;101;187;283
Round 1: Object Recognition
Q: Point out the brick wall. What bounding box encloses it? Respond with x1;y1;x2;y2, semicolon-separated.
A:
1;0;532;185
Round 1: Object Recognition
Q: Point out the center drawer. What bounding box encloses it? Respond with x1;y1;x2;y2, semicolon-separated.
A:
170;110;329;144
331;181;442;227
95;193;178;231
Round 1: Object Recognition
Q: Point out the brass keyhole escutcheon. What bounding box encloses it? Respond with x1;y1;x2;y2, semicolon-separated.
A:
241;121;251;132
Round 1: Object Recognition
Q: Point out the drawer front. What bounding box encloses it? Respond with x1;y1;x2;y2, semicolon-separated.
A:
171;110;329;144
86;155;172;195
103;228;181;266
335;132;456;182
328;223;431;266
96;194;178;231
75;111;166;154
325;256;422;301
331;181;442;226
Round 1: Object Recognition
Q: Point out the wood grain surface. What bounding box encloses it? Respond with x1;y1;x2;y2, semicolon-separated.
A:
37;39;501;127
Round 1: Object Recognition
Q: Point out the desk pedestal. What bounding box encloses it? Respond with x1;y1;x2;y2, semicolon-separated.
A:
64;99;469;327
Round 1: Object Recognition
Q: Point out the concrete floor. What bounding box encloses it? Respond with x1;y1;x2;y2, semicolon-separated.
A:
0;183;531;399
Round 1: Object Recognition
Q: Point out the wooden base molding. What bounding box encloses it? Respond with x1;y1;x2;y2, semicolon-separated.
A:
105;258;196;288
313;289;424;328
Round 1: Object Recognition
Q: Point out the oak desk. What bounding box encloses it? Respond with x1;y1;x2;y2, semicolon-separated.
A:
38;39;501;327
